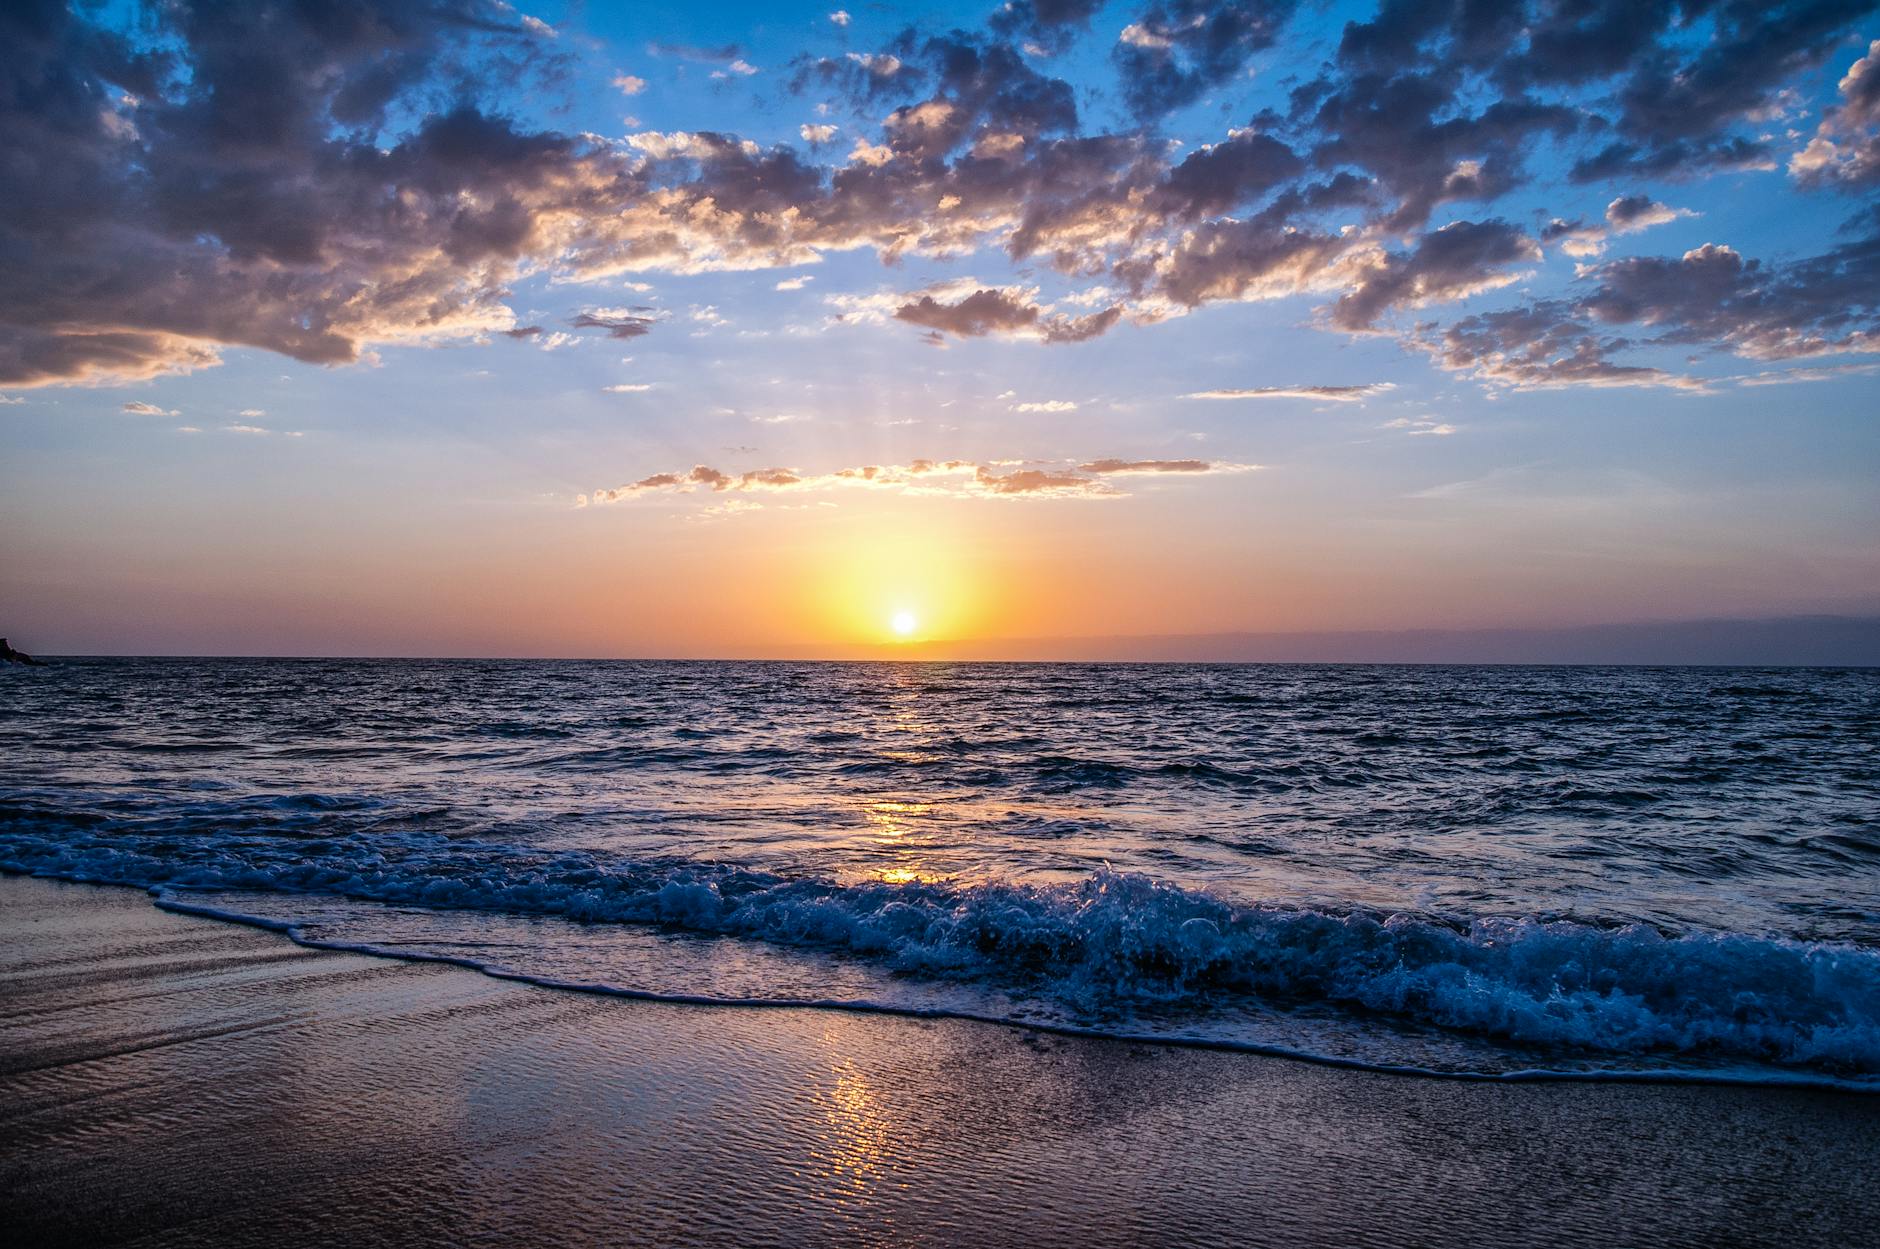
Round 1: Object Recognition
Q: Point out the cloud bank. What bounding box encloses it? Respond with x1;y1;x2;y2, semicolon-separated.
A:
3;0;1875;393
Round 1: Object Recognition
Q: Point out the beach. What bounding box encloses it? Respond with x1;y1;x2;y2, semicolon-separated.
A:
3;873;1875;1248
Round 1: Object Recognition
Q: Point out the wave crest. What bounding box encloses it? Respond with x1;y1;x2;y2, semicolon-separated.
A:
2;825;1875;1079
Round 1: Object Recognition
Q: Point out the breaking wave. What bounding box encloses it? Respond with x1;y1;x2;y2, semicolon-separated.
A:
3;826;1875;1085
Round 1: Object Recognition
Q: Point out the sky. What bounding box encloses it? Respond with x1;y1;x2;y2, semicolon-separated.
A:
2;0;1877;658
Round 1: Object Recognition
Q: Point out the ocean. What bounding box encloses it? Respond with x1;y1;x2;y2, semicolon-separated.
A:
3;658;1876;1086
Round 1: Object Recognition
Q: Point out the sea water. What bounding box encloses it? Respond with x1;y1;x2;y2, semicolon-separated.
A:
3;659;1876;1084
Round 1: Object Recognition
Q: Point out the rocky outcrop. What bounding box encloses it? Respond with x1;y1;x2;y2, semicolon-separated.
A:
1;638;45;666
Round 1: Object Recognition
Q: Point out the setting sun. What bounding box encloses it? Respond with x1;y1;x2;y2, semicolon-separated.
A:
890;610;918;639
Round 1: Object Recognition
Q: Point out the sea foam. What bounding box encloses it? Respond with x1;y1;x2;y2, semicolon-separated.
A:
3;826;1874;1081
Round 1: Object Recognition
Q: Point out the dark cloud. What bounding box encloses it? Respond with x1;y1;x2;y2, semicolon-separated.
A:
1569;135;1773;183
1303;72;1579;229
1424;301;1695;390
0;0;624;386
1150;219;1347;308
571;310;660;339
1582;231;1880;359
1608;2;1870;147
1325;2;1867;193
1420;216;1880;386
1331;219;1539;331
893;288;1122;343
6;0;1875;394
990;0;1108;51
1113;1;1301;120
1154;128;1304;219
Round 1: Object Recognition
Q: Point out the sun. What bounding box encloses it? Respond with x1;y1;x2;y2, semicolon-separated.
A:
890;610;918;639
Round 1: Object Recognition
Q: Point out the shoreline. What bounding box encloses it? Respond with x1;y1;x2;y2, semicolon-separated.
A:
137;880;1880;1093
5;873;1878;1247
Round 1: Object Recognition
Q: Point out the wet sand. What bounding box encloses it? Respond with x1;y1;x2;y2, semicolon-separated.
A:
3;873;1876;1248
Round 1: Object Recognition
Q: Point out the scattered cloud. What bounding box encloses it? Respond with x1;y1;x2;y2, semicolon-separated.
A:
884;284;1122;345
581;454;1254;508
122;400;178;416
845;51;903;77
829;11;851;27
1384;416;1457;436
603;383;654;393
572;308;661;340
775;276;815;291
1013;399;1078;412
648;41;745;65
1735;361;1880;387
2;0;1874;393
1790;39;1880;186
1185;383;1397;403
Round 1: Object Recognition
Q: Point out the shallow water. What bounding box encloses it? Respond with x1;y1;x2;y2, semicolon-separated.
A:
3;658;1877;1082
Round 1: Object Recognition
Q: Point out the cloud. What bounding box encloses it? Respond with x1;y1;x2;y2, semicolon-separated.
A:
649;42;745;64
1383;416;1456;436
603;383;654;393
1013;399;1078;412
1605;195;1691;233
1790;39;1880;186
1078;458;1228;473
572;309;661;340
583;454;1252;506
1546;196;1697;257
775;276;815;291
1331;220;1540;332
613;74;647;96
4;0;1874;395
846;51;904;77
122;400;179;416
1112;1;1300;120
993;0;1105;52
1409;216;1880;391
1184;383;1395;402
0;2;606;387
829;11;851;27
1735;361;1880;387
891;286;1122;344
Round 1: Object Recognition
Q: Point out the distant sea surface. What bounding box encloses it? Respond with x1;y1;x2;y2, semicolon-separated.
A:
4;659;1877;1085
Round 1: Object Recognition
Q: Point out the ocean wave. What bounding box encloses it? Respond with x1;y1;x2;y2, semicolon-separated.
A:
2;826;1875;1082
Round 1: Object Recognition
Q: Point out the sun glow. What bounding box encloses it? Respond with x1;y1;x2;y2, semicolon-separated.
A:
890;610;918;638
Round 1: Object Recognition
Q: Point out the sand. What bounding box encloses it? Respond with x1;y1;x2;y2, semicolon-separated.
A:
3;873;1876;1248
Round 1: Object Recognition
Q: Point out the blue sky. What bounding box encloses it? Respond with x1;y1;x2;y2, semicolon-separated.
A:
2;1;1877;655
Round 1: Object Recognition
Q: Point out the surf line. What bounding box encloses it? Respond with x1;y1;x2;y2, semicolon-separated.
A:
103;881;1870;1095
